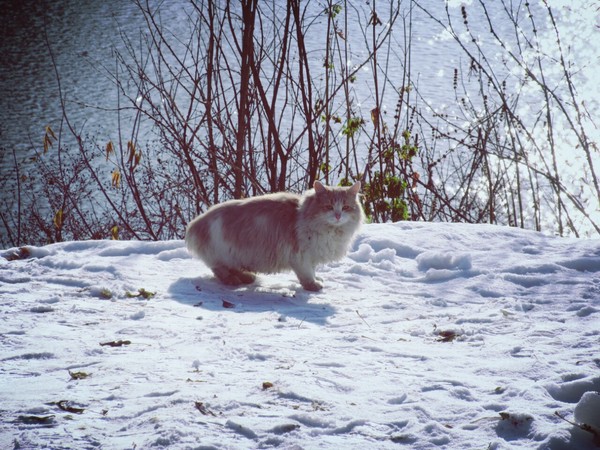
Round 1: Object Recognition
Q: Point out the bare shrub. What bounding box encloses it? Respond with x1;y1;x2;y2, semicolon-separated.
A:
1;0;597;247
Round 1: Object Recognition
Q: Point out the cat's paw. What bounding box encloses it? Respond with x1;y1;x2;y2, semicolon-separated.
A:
231;269;256;284
301;279;324;292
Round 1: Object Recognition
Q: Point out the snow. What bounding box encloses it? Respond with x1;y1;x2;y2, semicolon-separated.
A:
1;222;599;449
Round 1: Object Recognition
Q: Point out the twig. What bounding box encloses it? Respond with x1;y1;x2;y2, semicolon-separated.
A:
356;310;371;328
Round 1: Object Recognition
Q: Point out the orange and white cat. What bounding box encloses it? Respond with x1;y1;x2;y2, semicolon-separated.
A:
185;181;364;291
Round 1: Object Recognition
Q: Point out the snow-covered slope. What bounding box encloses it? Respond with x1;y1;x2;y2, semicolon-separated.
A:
1;222;599;449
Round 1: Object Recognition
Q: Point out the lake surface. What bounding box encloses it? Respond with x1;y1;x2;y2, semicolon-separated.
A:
0;0;523;173
1;0;598;239
1;0;161;163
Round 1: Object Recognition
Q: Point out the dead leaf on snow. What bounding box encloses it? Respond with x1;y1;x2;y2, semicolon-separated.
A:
99;340;131;347
55;400;85;414
437;330;460;342
222;299;236;309
194;401;217;416
68;370;90;380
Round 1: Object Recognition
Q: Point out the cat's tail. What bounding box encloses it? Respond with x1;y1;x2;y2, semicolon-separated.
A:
184;215;209;258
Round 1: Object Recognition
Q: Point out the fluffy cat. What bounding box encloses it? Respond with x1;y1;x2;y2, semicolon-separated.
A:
185;181;364;291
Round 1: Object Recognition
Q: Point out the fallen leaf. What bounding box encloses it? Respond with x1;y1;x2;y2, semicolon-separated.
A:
222;299;235;309
437;330;460;342
194;401;216;416
55;400;84;414
3;247;31;261
99;340;131;347
126;288;155;299
68;371;90;380
262;381;274;390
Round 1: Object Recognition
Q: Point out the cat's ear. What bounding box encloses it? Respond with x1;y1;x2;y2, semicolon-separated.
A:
349;181;361;195
314;180;326;193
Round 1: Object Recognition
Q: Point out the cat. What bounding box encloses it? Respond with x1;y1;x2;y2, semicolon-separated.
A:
185;181;364;291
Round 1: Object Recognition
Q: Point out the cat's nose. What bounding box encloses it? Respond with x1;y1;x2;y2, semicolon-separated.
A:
335;212;341;220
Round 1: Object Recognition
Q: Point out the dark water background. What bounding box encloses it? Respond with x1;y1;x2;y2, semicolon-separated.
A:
0;0;516;172
1;0;173;162
2;0;597;239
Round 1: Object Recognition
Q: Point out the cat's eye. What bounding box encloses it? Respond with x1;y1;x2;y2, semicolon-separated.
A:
342;205;352;211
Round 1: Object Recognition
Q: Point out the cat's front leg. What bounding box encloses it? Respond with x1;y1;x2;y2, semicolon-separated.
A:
301;279;324;292
291;262;323;291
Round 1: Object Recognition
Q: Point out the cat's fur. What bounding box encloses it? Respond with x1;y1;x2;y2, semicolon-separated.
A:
185;181;364;291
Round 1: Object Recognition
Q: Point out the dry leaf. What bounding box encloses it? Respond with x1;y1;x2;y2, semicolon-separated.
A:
194;401;216;416
56;400;84;414
100;340;131;347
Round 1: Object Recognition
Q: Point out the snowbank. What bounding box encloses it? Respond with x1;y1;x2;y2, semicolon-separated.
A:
1;222;599;449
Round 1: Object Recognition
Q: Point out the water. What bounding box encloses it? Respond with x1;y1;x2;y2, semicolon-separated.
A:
1;0;598;239
1;0;178;162
0;0;516;171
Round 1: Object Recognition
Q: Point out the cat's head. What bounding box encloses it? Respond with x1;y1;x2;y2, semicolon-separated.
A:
305;181;364;227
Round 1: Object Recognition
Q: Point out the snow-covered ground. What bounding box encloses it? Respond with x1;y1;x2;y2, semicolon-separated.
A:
1;222;599;449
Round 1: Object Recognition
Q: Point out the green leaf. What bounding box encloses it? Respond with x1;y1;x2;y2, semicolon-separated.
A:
55;400;85;414
342;117;364;137
126;288;155;299
326;3;342;18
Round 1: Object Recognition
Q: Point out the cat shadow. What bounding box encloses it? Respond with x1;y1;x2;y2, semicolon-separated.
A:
168;275;336;325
